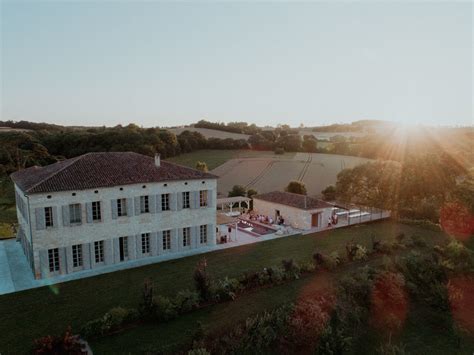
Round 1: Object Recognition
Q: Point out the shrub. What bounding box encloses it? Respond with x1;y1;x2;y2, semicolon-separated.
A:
265;266;285;284
174;290;201;313
313;252;338;270
138;278;156;319
33;327;86;355
346;241;368;261
239;271;261;290
375;241;393;255
329;251;342;265
408;234;428;248
281;259;301;279
154;295;178;321
108;307;131;329
81;318;106;339
300;260;316;273
286;297;333;350
80;307;138;339
194;258;212;301
353;246;368;261
212;277;241;302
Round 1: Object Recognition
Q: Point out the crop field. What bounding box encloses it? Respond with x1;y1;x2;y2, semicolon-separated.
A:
168;127;250;140
212;152;371;197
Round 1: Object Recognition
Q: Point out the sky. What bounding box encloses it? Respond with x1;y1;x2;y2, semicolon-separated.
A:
1;1;472;128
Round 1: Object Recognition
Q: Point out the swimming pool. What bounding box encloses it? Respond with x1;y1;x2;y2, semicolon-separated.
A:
236;219;277;236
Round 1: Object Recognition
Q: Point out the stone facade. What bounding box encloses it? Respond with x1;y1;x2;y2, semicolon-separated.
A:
253;198;333;231
14;178;217;279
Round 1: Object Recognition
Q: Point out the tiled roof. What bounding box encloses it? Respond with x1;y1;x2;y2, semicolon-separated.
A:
11;152;217;194
253;191;333;210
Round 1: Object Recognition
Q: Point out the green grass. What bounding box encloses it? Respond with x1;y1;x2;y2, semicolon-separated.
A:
0;221;450;354
166;149;297;170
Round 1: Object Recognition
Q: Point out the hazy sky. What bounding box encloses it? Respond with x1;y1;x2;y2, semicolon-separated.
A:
1;1;472;127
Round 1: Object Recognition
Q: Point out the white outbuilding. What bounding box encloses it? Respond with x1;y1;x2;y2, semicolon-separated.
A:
252;191;335;231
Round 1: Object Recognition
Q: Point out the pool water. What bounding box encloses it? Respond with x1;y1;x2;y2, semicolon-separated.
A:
237;220;276;236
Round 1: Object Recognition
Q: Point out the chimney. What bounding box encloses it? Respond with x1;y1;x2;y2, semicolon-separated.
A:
154;153;161;167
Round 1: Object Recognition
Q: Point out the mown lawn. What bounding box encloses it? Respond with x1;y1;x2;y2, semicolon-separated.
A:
0;221;451;354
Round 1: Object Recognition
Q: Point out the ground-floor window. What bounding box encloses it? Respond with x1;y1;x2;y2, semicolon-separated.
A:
141;233;150;254
94;240;104;263
119;236;129;261
163;230;171;250
48;248;59;273
183;227;191;247
200;224;207;244
72;244;83;268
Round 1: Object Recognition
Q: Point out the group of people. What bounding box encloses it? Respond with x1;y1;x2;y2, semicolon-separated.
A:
246;213;285;226
327;214;338;227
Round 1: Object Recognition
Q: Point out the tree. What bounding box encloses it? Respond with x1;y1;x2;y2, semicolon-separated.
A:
247;189;258;198
195;161;208;172
302;135;317;153
285;181;307;195
228;185;247;197
322;185;336;201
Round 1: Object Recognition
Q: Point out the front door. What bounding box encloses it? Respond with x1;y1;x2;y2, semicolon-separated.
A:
311;213;320;227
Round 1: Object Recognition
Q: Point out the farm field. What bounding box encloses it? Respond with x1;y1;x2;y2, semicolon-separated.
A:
297;129;368;140
166;149;296;171
0;221;451;354
167;127;250;140
213;152;371;197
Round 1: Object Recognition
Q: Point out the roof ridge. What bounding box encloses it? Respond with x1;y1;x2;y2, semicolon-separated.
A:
25;155;84;193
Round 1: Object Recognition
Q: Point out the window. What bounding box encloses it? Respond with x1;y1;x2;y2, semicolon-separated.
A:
72;244;83;268
94;241;104;263
161;194;170;211
200;225;208;244
45;207;53;227
141;233;150;254
183;227;191;247
92;201;101;221
183;192;190;209
163;230;171;250
140;196;149;214
199;190;208;207
48;248;60;272
69;203;81;224
119;236;128;261
117;198;127;217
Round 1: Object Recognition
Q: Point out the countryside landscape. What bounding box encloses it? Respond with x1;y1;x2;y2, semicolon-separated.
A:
1;1;473;355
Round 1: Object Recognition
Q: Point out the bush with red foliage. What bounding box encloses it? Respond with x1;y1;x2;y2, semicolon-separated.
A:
33;327;86;355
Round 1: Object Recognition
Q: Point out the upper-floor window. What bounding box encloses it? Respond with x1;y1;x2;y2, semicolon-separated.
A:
94;240;104;263
200;224;208;244
117;198;127;217
72;244;83;268
141;233;150;254
140;196;149;214
69;204;81;224
199;190;208;207
163;230;171;250
45;207;54;228
183;192;190;209
183;227;191;247
48;248;59;272
161;194;170;211
92;201;101;221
